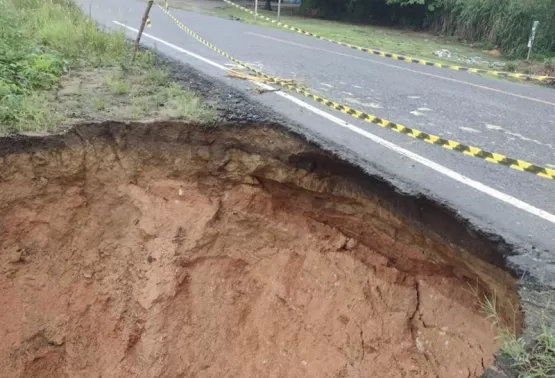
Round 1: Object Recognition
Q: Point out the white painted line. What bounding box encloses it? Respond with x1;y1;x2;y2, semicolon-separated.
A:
459;127;482;133
113;21;555;224
410;110;426;116
114;21;228;70
485;123;554;149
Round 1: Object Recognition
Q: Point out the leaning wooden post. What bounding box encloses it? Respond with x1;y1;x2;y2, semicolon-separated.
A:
132;0;154;63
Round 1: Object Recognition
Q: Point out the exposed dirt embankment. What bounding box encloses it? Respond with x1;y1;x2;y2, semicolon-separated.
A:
0;122;520;377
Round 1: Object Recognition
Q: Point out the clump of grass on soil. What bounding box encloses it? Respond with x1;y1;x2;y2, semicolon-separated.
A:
480;293;555;378
0;0;213;134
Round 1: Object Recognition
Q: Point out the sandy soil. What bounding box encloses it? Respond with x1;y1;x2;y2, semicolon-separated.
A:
0;123;503;378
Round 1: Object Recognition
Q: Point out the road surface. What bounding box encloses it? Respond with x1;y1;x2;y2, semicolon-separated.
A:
79;0;555;260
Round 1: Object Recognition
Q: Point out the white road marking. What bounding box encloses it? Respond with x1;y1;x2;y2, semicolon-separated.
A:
113;21;555;224
345;98;383;109
409;95;421;99
410;110;426;116
321;83;333;88
485;124;503;131
418;107;432;112
459;127;482;133
486;123;554;150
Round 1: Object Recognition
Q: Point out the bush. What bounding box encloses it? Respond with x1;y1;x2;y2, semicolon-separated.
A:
434;0;555;59
300;0;555;59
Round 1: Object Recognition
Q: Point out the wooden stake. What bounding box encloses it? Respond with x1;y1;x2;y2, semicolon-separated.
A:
132;0;154;63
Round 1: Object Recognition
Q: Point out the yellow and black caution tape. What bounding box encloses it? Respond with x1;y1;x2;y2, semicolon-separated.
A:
156;4;555;180
158;4;297;84
223;0;555;84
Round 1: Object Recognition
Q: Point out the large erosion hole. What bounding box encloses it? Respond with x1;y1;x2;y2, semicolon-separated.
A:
0;122;520;377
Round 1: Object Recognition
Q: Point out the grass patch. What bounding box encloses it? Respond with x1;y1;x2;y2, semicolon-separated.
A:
106;72;132;95
480;293;555;378
0;0;212;134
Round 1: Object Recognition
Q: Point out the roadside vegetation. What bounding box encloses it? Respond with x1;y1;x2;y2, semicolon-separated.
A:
0;0;213;134
300;0;555;62
479;292;555;378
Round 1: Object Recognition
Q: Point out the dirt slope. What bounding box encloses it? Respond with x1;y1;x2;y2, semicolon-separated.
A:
0;122;517;378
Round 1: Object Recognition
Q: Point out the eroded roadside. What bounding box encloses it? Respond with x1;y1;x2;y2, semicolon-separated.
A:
0;121;517;378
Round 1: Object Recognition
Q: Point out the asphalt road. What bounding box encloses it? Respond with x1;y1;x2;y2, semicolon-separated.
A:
79;0;555;259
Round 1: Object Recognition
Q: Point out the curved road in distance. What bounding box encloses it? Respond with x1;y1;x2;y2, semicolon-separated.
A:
79;0;555;258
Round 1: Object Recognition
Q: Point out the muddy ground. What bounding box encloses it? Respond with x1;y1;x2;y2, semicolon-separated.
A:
0;49;553;378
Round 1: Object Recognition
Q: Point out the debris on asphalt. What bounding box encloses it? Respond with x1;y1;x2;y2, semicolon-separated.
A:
226;69;297;87
255;87;281;94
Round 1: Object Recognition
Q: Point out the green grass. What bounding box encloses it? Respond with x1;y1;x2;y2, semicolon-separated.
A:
480;294;555;378
0;0;212;134
106;72;132;95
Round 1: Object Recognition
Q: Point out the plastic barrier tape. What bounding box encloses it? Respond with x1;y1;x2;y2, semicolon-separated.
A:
223;0;555;84
156;4;555;180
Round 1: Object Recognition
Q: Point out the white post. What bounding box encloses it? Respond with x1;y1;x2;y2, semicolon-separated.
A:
277;0;282;22
255;0;258;17
527;21;539;61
